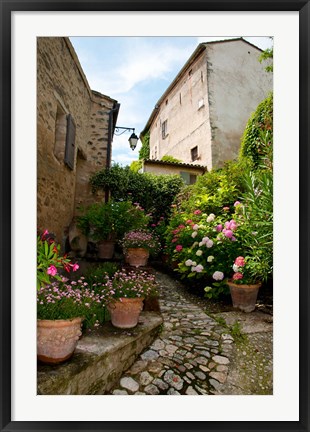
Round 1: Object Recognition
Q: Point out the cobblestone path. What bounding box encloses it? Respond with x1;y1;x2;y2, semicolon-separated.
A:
107;270;251;395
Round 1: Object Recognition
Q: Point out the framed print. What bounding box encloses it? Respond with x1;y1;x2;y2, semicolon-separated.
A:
1;0;309;431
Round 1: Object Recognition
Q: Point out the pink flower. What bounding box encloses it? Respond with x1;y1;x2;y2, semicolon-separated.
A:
235;256;246;267
223;229;233;238
192;224;199;230
171;238;178;243
178;224;185;229
175;245;183;252
186;219;193;224
232;272;243;280
72;263;79;271
216;224;223;232
223;206;230;212
47;265;57;276
194;210;202;215
234;201;241;206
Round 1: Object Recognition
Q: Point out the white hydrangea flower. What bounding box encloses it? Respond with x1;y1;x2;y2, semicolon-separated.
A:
195;264;204;272
206;240;214;248
191;231;198;238
213;271;224;281
196;250;203;256
233;264;239;272
185;259;193;266
207;255;214;262
192;224;199;230
207;213;215;222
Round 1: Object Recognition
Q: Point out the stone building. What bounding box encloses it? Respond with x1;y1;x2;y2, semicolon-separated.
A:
141;38;273;172
37;37;119;248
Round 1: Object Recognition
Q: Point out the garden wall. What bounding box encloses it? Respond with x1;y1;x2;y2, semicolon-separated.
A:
37;312;163;395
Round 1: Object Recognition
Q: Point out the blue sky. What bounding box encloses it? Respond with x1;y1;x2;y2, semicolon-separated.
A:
70;36;273;167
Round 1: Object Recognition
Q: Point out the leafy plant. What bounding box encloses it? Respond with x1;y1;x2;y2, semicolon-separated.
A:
37;277;108;328
77;200;150;242
121;230;161;256
161;155;182;163
37;229;79;289
100;268;158;300
139;130;150;160
240;92;273;170
90;164;184;222
83;262;119;286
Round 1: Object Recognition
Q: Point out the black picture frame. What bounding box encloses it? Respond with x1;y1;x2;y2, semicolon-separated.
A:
1;1;309;431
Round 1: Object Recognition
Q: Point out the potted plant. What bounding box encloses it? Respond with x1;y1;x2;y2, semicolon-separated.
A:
37;229;79;289
121;229;161;267
37;277;108;364
227;255;268;312
101;268;158;328
77;201;151;259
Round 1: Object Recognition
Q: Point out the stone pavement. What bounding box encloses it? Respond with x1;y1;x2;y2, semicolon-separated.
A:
106;270;273;395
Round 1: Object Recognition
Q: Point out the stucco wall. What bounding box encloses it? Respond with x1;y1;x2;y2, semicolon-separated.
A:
143;163;204;177
148;40;273;173
206;40;273;168
149;50;212;169
37;37;115;246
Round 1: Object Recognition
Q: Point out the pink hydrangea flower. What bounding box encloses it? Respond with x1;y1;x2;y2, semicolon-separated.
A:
192;224;199;230
234;201;241;206
233;272;243;280
47;265;57;276
186;219;193;224
194;210;202;215
223;229;233;238
235;256;246;267
216;224;223;232
223;206;230;211
175;245;183;252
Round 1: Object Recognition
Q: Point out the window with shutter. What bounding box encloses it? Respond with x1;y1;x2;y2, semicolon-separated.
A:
64;114;76;170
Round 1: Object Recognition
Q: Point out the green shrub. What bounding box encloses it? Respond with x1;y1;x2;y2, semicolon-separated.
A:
90;164;184;222
240;92;273;170
161;155;182;163
175;161;246;216
83;262;119;287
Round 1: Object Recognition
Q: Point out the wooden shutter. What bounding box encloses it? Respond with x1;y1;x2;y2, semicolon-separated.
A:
64;114;76;170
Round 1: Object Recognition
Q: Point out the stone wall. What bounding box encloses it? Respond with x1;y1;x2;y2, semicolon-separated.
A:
37;37;117;247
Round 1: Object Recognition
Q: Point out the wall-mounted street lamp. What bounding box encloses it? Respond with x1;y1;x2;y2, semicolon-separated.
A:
114;126;139;151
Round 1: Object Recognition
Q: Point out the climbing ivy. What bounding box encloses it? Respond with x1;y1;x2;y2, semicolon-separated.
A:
239;92;273;170
139;131;150;160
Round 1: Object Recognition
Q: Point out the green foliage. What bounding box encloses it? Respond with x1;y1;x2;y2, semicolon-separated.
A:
176;161;246;216
77;200;150;242
90;164;184;222
240;93;273;170
130;160;143;173
83;262;119;286
37;230;79;289
259;47;273;72
161;155;182;163
37;279;108;328
139;131;150;160
237;168;273;282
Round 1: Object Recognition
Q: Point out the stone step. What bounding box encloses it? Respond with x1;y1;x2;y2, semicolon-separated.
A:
37;311;163;395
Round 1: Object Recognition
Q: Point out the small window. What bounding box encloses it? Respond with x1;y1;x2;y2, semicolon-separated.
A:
191;146;198;161
180;172;197;185
64;114;76;170
162;120;168;139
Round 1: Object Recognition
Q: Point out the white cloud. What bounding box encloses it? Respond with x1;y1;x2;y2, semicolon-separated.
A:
87;39;195;96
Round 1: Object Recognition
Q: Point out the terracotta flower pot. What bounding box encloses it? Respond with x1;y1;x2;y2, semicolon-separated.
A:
97;240;115;259
227;281;262;313
107;297;144;328
37;317;83;364
126;247;149;267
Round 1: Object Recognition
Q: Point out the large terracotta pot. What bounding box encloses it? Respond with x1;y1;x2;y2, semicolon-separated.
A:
126;247;149;267
227;281;261;313
107;297;144;328
37;317;83;364
97;240;115;259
